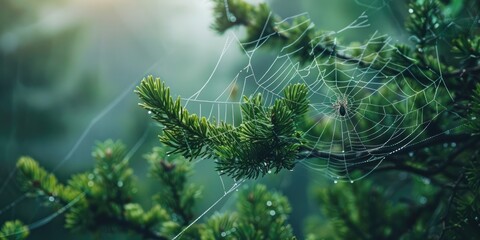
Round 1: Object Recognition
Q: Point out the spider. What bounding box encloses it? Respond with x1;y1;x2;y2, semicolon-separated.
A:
332;95;348;117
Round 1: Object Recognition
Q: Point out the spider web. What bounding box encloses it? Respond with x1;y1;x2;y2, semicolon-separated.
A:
168;7;459;237
179;12;453;183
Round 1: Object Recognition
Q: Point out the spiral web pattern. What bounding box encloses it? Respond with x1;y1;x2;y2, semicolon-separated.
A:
181;12;452;182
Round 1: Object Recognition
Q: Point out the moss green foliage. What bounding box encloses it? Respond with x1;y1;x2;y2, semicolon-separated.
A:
6;140;294;239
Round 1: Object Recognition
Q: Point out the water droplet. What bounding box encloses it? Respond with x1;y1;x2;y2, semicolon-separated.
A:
350;180;354;184
443;143;448;148
88;174;94;180
408;8;414;14
342;150;345;153
221;232;227;237
451;142;457;148
334;180;338;184
419;196;427;204
148;110;152;115
409;152;414;157
117;181;124;187
231;227;236;232
418;48;423;53
268;170;272;174
472;116;477;120
48;196;55;202
269;210;276;216
475;216;478;221
88;181;94;187
228;14;237;22
266;201;272;206
423;178;431;185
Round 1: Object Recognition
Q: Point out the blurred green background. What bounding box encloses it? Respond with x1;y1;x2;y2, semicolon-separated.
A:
0;0;412;239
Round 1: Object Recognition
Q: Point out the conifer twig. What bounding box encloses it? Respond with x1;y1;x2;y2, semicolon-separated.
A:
438;172;465;240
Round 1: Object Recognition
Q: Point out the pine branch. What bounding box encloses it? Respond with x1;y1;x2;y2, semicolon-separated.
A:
391;191;444;238
235;184;294;239
438;172;465;240
11;139;298;239
443;65;480;78
96;214;168;240
0;220;29;240
145;147;200;226
135;76;213;159
299;133;471;163
16;156;80;205
202;213;238;239
15;142;171;240
136;77;309;179
375;136;474;180
212;0;479;86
